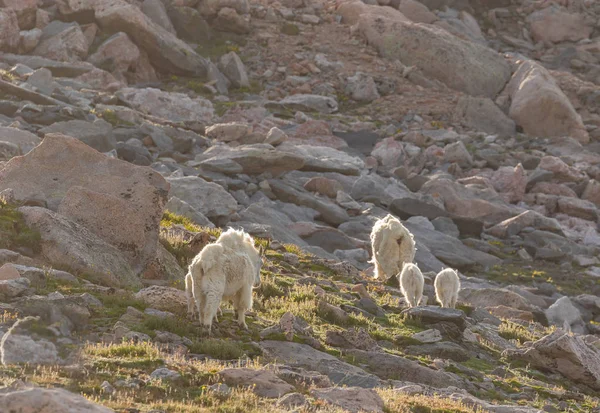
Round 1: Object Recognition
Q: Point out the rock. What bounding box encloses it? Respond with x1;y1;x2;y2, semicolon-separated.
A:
420;178;519;225
304;177;343;198
486;210;563;239
488;305;534;322
371;137;406;170
545;296;585;334
116;88;213;124
504;330;600;390
271;94;338;114
492;163;527;203
537;156;586;183
1;317;59;365
557;197;598;221
443;141;472;167
582;179;600;208
431;217;459;238
141;0;176;35
505;60;588;144
167;6;211;44
40;120;116;152
277;392;308;409
26;68;55;95
214;7;251;34
167;176;237;223
218;52;249;88
325;328;379;350
403;306;466;329
411;329;442;343
453;96;515;136
0;127;41;155
260;341;380;388
87;32;157;85
94;0;208;76
0;383;113;412
0;264;20;281
0;134;168;277
527;5;593;44
0;10;19;53
405;222;501;270
135;286;186;314
165;197;214;228
460;288;535;311
268;179;349;226
205;122;251;142
310;387;384;413
150;367;181;381
405;341;470;362
33;23;89;63
19;207;139;288
1;0;37;30
281;144;364;175
357;9;510;98
264;127;287;146
200;145;305;176
345;72;380;102
395;0;437;24
13;294;92;332
219;368;295;398
0;278;30;300
345;349;463;388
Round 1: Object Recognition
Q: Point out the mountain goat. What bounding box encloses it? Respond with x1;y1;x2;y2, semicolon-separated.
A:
398;263;424;308
434;268;460;309
370;214;416;281
185;271;221;321
188;228;264;333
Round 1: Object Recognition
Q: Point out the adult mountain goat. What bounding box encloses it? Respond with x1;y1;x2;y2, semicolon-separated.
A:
187;228;265;333
434;268;460;309
398;263;424;308
370;214;416;281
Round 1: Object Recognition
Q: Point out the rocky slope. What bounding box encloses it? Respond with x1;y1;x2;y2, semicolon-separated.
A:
0;0;600;411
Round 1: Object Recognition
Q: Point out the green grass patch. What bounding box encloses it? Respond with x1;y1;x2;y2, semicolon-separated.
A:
0;200;41;253
187;338;250;360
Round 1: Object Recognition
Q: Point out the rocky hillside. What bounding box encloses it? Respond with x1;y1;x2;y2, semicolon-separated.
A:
0;0;600;411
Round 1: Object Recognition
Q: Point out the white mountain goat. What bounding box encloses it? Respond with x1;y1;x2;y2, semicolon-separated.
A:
185;271;221;321
398;263;424;308
188;228;264;333
370;214;416;281
434;268;460;308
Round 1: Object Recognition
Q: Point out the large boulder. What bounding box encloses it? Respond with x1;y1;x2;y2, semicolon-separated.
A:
504;60;588;144
0;383;113;412
504;330;600;390
19;207;139;288
527;5;593;44
87;32;157;84
260;341;380;388
199;145;305;176
0;134;169;276
0;127;41;155
93;0;209;76
40;120;117;152
33;22;89;63
166;176;238;224
280;144;365;176
0;9;19;53
310;387;384;413
116;87;213;124
141;0;176;35
453;96;516;136
356;9;510;98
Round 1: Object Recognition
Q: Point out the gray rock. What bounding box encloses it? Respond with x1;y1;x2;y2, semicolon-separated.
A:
167;6;211;43
545;296;585;334
504;330;600;390
310;387;384;413
0;383;113;412
40;120;116;152
260;341;380;388
444;141;472;167
167;176;237;224
431;217;460;238
219;368;295;398
277;392;308;409
405;341;470;362
345;349;463;388
150;367;181;381
199;145;305;176
271;94;338;114
26;68;55;95
165;196;215;228
141;0;176;34
1;317;59;365
454;96;515;136
280;144;364;176
403;306;467;329
219;52;249;88
0;126;41;155
345;72;380;103
0;277;30;300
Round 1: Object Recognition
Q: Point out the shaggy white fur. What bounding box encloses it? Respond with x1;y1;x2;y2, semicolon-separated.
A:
187;228;264;333
434;268;460;309
398;263;424;308
370;214;416;281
